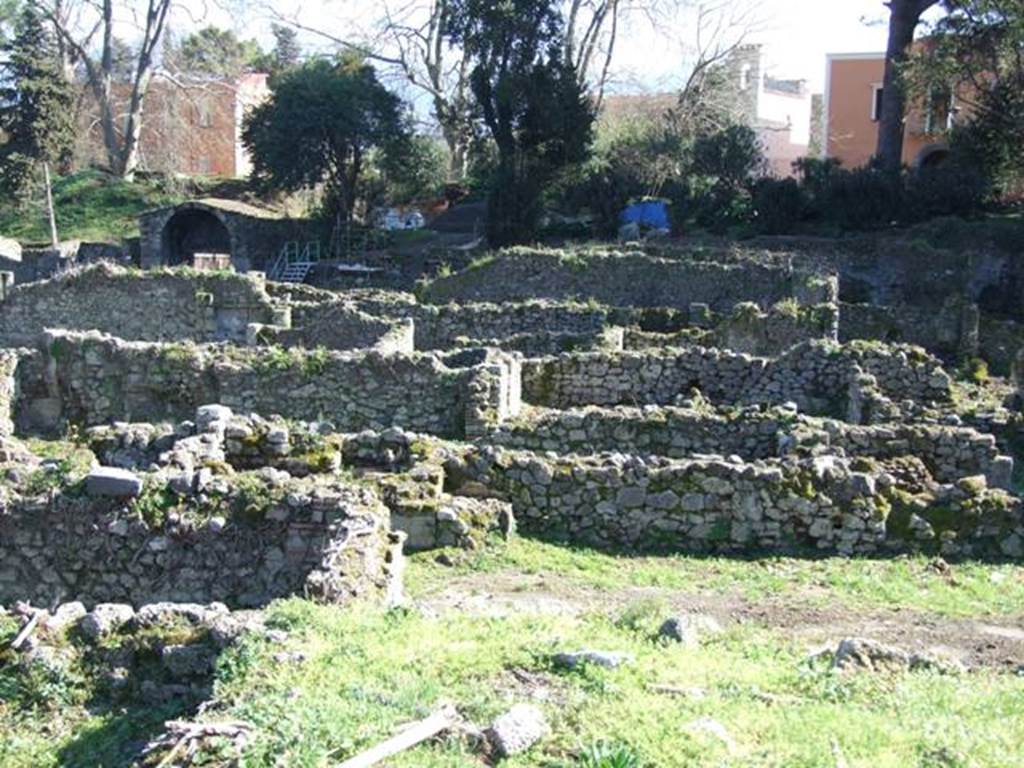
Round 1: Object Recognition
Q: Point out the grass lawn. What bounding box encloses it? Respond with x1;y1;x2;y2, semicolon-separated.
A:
2;538;1022;767
0;171;198;244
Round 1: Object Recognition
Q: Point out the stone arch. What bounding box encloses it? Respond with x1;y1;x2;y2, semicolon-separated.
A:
160;205;234;267
913;143;951;171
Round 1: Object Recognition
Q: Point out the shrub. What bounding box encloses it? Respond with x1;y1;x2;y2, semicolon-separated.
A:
817;165;903;230
960;357;990;384
578;740;645;768
688;179;752;233
690;125;765;186
903;157;989;220
751;177;805;234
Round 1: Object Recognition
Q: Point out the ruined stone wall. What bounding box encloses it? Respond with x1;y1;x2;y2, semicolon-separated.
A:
978;317;1024;376
0;263;276;346
0;349;18;436
624;302;838;357
488;406;1009;485
16;331;521;440
419;248;836;312
838;301;970;362
453;447;1023;557
262;302;415;353
413;301;609;350
0;483;400;608
520;341;951;416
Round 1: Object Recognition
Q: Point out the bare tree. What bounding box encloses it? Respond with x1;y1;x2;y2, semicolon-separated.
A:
272;0;474;182
876;0;940;172
31;0;174;179
666;0;764;138
272;0;691;181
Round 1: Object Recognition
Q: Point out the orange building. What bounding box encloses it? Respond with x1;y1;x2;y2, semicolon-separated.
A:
76;73;270;177
823;52;953;169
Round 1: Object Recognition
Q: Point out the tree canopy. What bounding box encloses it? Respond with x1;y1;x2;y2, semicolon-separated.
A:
172;25;264;76
446;0;595;245
0;7;74;199
242;55;410;223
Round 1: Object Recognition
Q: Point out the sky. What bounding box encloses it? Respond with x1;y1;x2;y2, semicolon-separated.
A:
174;0;947;97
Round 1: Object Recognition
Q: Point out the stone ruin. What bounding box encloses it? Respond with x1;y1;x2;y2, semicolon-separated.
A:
0;245;1021;615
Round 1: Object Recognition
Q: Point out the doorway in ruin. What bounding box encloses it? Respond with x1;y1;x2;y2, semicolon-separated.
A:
161;207;233;267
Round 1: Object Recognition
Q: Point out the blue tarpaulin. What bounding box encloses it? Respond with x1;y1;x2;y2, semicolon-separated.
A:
620;200;669;230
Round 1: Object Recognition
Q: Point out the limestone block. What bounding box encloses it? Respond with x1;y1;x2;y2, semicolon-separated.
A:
86;467;143;497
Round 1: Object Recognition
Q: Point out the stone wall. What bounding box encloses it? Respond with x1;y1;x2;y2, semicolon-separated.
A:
15;331;522;439
413;300;609;350
0;349;18;436
0;480;402;608
450;447;1024;557
625;302;837;357
488;405;1011;486
139;199;305;273
838;301;973;364
978;317;1024;376
520;341;951;418
0;263;277;346
420;247;836;312
259;303;415;353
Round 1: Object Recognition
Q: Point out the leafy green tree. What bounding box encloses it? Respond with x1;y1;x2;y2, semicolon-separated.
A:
242;56;410;224
250;24;302;78
0;0;20;46
175;25;263;77
270;24;301;73
446;0;595;246
687;125;765;232
0;6;74;223
376;134;448;204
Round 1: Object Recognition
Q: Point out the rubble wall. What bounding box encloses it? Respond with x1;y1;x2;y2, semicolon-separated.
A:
454;448;1024;558
419;248;836;312
0;484;401;608
0;263;276;346
16;331;522;439
487;406;1010;485
521;341;951;415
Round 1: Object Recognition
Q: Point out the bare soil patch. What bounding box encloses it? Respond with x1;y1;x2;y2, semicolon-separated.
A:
418;569;1024;672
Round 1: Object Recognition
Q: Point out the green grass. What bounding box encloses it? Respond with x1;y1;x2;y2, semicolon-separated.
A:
0;170;191;244
407;537;1024;619
206;601;1024;767
2;540;1022;766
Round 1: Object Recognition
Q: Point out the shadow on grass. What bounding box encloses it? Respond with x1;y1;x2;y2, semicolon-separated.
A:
57;698;190;768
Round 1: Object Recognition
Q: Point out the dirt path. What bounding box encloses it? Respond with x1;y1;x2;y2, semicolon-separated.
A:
417;570;1024;672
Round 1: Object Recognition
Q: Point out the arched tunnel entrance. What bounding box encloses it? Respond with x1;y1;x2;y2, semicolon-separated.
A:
161;208;233;267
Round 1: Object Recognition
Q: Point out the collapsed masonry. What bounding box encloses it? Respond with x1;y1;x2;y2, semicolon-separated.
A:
0;248;1021;610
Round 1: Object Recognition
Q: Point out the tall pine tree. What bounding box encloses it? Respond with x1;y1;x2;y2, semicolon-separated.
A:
0;7;74;214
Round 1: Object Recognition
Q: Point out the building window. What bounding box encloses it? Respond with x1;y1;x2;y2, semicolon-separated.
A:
740;64;752;92
197;156;211;174
197;98;213;128
871;84;884;122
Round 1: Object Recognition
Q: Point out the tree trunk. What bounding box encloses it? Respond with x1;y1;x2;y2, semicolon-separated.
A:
876;0;938;173
119;69;153;180
43;162;59;248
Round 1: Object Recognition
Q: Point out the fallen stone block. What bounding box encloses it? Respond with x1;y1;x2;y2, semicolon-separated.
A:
552;649;634;669
830;637;964;674
79;603;136;641
86;466;143;497
658;613;722;646
486;703;547;758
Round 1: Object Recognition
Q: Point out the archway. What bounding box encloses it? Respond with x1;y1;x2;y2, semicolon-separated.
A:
914;144;951;171
160;208;233;266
